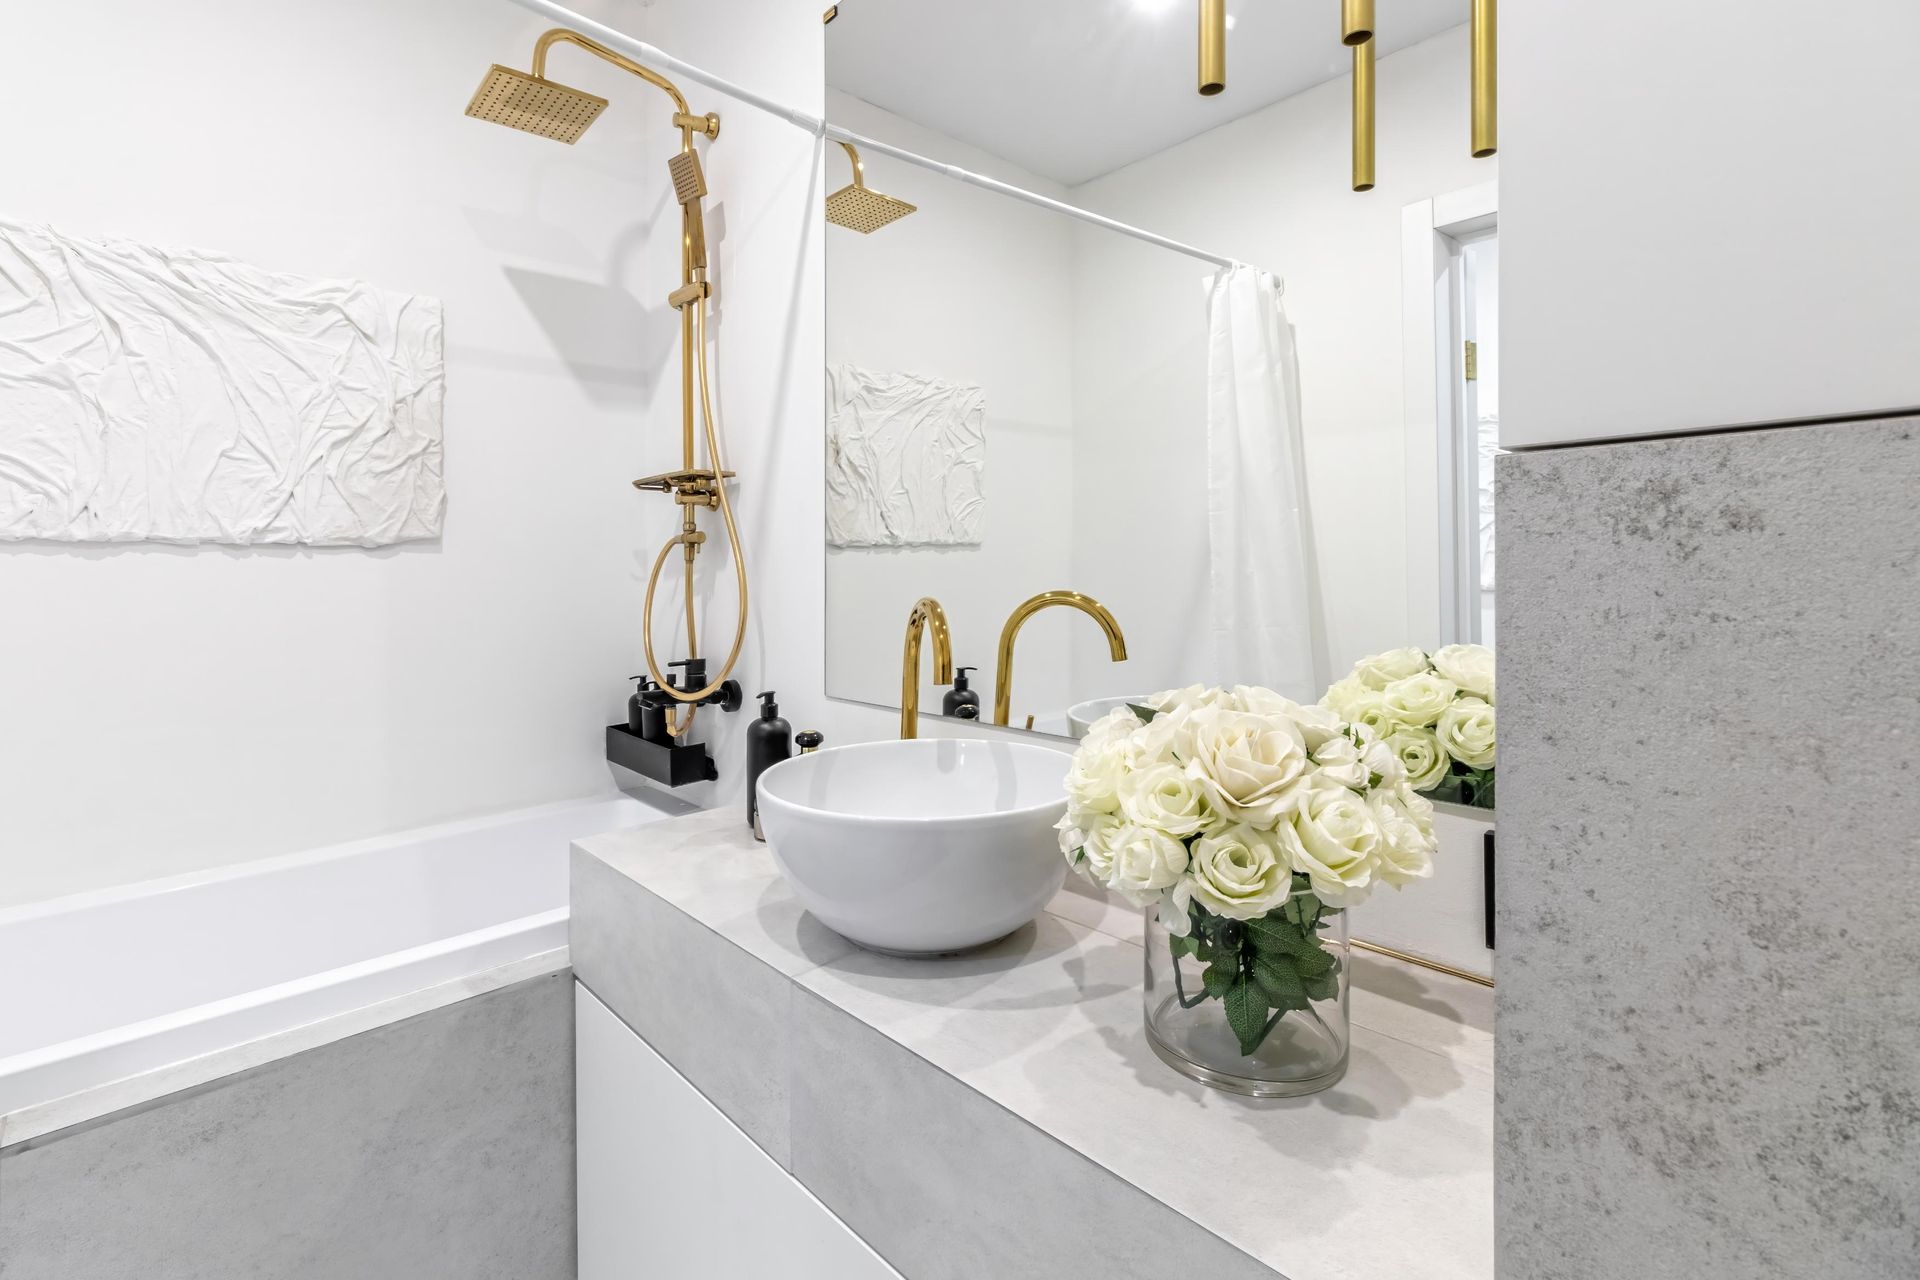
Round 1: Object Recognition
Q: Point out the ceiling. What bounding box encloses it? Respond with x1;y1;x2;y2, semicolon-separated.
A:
827;0;1468;186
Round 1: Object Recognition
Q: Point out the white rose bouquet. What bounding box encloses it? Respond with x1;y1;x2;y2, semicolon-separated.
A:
1322;644;1496;809
1057;685;1438;1058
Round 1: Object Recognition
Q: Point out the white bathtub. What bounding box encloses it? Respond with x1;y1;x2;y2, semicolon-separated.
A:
0;794;672;1141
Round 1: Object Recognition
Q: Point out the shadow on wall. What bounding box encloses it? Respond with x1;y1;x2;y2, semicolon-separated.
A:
501;266;672;407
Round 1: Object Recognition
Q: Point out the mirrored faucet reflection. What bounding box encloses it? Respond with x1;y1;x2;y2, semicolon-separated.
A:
994;591;1128;726
900;596;954;739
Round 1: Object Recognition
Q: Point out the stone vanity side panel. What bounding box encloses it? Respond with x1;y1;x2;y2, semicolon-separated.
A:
788;990;1282;1280
0;972;575;1280
569;845;798;1167
1496;416;1920;1279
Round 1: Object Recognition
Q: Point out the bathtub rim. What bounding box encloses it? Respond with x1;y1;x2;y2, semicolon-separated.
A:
0;791;640;929
0;791;674;1148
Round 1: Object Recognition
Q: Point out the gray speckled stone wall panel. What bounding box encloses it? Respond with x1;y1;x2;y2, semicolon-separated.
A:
1495;416;1920;1279
0;972;575;1280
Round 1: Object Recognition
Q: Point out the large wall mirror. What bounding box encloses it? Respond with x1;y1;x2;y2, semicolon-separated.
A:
823;0;1495;739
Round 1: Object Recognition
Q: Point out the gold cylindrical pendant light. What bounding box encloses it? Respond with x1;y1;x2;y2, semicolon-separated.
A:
1471;0;1497;156
1341;0;1374;46
1198;0;1226;96
1352;39;1375;191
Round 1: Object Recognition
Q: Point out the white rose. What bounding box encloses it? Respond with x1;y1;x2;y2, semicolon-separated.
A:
1106;824;1191;906
1124;701;1193;770
1385;725;1449;792
1117;763;1211;838
1056;809;1122;879
1183;824;1294;919
1321;675;1371;719
1358;726;1405;787
1430;643;1495;702
1182;706;1310;828
1081;814;1124;881
1143;685;1232;716
1308;733;1369;790
1235;685;1343;752
1381;671;1459;728
1436;696;1496;769
1082;705;1144;752
1352;647;1430;691
1287;778;1382;906
1065;738;1128;814
1367;792;1437;887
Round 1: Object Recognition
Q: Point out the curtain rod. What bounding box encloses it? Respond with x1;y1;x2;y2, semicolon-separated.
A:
503;0;1242;272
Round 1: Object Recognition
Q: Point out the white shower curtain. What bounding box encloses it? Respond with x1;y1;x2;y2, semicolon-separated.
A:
1205;264;1325;702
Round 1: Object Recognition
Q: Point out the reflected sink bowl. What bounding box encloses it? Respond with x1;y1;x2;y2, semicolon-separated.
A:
756;739;1070;955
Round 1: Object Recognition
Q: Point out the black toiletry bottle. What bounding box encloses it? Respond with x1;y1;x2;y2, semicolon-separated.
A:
943;666;982;718
745;691;792;840
638;676;669;744
627;676;650;735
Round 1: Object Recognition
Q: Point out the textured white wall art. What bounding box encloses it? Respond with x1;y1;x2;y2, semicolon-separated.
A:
0;218;445;546
826;363;984;547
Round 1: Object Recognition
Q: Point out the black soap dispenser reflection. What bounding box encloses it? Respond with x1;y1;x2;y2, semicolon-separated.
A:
745;691;792;840
943;667;982;720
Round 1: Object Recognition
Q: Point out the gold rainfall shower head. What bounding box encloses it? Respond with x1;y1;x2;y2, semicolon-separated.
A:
826;141;917;233
465;64;609;144
464;29;721;148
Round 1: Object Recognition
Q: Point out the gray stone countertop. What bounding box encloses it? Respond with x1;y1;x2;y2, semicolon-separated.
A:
575;808;1492;1280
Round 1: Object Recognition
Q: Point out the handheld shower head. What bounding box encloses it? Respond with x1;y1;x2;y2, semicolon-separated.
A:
826;141;916;233
464;64;608;144
667;151;711;273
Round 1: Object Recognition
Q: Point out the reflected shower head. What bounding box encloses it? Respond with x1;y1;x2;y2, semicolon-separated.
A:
826;141;916;233
464;64;608;144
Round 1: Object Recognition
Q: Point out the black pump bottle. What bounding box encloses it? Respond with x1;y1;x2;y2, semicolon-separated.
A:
943;667;982;719
745;691;792;840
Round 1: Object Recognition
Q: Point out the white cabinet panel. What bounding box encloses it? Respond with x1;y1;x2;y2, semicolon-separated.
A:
576;983;902;1280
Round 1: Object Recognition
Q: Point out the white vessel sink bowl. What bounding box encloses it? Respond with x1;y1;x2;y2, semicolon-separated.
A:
756;739;1070;955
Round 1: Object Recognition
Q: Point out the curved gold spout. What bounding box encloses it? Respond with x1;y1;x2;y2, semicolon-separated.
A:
901;597;955;739
994;591;1128;727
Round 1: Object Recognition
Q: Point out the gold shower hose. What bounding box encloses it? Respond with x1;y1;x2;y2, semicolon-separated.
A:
639;294;747;738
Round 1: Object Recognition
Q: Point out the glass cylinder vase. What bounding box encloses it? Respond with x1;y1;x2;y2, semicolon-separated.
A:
1143;890;1351;1097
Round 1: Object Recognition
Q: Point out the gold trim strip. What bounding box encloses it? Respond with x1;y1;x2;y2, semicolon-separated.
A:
1351;937;1495;988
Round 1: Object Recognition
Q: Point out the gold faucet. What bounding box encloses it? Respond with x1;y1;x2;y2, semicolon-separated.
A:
994;591;1128;726
900;597;954;739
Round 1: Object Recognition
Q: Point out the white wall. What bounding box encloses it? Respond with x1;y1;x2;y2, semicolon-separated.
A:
1503;0;1920;447
1070;27;1497;679
0;0;682;907
822;91;1075;721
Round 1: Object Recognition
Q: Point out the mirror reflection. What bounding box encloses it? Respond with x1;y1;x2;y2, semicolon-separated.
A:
824;1;1494;738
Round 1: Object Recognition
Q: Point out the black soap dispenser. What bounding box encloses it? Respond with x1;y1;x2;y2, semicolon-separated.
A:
943;667;982;719
745;691;792;840
627;676;650;735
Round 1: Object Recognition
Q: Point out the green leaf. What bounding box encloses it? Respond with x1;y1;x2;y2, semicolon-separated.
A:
1223;976;1270;1056
1201;957;1238;999
1167;932;1197;960
1126;702;1159;724
1303;970;1341;1003
1252;955;1309;1010
1291;943;1338;978
1245;913;1320;959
